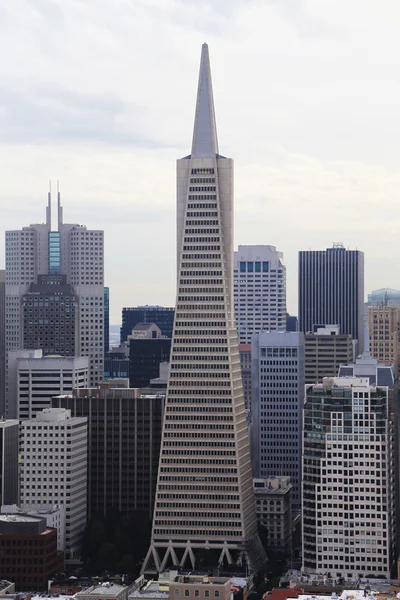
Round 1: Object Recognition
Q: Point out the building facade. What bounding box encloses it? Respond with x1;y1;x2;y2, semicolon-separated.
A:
0;271;5;418
1;503;66;552
20;408;88;561
52;385;164;519
234;245;286;344
142;44;265;573
121;306;175;343
302;377;395;578
15;352;88;420
129;336;171;389
239;344;252;411
368;305;399;376
251;331;305;512
368;288;400;309
304;325;353;384
5;190;104;410
254;477;292;554
0;419;19;506
298;245;364;352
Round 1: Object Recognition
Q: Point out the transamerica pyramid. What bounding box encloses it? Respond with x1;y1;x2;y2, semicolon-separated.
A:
142;43;266;573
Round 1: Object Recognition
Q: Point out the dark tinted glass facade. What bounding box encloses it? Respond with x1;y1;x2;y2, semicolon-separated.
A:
121;306;174;343
104;287;109;354
0;422;19;505
129;338;171;389
298;247;364;350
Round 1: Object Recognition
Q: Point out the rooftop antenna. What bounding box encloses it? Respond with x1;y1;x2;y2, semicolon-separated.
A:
57;180;63;230
46;180;52;227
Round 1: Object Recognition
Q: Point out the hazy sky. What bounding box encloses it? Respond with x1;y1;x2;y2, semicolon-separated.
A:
1;0;400;323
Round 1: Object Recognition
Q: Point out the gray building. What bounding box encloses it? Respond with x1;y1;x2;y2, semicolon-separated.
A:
298;244;364;352
251;331;305;512
304;324;353;384
0;271;5;418
0;419;19;506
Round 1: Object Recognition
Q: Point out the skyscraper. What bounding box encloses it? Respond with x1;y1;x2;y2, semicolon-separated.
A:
298;244;364;351
251;331;305;512
0;419;19;506
368;305;399;376
234;245;286;344
5;189;104;409
121;306;175;343
304;325;353;384
302;377;395;578
142;44;264;572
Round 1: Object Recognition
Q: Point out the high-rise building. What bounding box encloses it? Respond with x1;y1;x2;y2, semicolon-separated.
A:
104;287;110;354
10;351;89;420
142;44;265;573
304;325;353;384
286;313;298;332
338;341;395;387
121;306;175;343
298;245;364;352
5;189;104;406
302;377;395;578
129;324;171;389
52;384;164;519
0;419;19;506
368;305;399;376
368;288;400;309
234;245;286;344
239;344;252;411
20;408;88;561
0;271;5;418
251;331;305;512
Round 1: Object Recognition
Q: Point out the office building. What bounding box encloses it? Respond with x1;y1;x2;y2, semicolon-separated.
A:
104;287;110;354
254;477;292;554
251;331;305;511
368;305;399;376
20;408;88;561
338;344;395;388
0;271;5;417
142;44;265;573
298;244;364;352
286;314;298;332
0;419;19;506
239;344;252;411
5;189;104;404
234;245;286;344
1;503;66;552
304;325;353;384
121;306;175;343
129;325;171;389
302;377;395;578
104;352;129;380
12;351;88;420
368;288;400;309
52;384;164;519
0;514;63;591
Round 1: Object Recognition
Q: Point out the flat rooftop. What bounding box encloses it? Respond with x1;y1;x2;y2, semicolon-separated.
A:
80;585;128;596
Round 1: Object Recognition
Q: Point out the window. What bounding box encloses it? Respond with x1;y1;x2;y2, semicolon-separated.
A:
215;592;220;598
185;591;190;597
247;261;254;272
263;261;269;272
195;592;200;598
240;262;246;272
255;261;261;272
175;591;180;597
205;592;210;598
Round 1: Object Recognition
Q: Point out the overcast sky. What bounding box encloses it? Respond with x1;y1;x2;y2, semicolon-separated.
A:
1;0;400;323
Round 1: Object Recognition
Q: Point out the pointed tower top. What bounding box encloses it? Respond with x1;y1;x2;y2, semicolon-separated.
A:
191;43;219;158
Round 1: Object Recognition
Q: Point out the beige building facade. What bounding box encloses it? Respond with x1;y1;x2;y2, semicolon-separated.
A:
304;325;353;384
368;305;399;376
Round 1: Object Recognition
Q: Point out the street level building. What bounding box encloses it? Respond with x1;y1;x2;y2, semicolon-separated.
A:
302;377;395;578
142;44;265;573
298;245;364;352
20;408;87;561
254;477;292;554
234;245;286;344
251;331;305;512
304;325;353;385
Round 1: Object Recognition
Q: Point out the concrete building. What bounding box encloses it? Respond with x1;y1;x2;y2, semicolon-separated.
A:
239;344;252;411
302;377;396;578
298;245;364;353
0;514;63;591
169;576;232;600
338;347;395;388
121;306;175;343
142;44;265;573
1;504;66;552
304;325;353;384
234;245;286;344
0;271;5;418
251;331;305;512
20;408;88;561
0;419;19;506
76;583;136;600
368;305;399;376
5;189;104;411
254;477;292;554
14;352;88;420
52;384;164;519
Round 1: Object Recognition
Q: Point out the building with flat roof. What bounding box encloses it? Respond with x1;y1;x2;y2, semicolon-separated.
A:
304;325;353;385
1;504;65;552
368;305;399;376
76;583;136;600
254;477;292;554
169;576;232;600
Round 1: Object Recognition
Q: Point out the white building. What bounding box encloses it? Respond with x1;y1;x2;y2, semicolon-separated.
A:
302;377;396;578
234;245;286;344
5;190;104;416
20;408;88;561
251;331;305;512
14;352;88;419
1;503;66;552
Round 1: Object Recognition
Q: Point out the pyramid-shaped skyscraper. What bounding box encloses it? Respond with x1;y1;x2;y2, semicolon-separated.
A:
142;43;266;572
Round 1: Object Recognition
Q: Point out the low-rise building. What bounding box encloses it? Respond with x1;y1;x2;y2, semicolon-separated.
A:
0;581;16;595
76;583;136;600
1;504;65;552
254;477;292;554
169;576;232;600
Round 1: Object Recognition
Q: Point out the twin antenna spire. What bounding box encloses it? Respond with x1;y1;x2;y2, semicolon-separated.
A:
46;180;63;230
191;43;219;158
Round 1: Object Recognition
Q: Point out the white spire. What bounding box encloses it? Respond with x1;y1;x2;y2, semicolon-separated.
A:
191;43;219;158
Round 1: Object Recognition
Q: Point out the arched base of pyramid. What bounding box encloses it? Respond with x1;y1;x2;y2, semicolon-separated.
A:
141;537;267;574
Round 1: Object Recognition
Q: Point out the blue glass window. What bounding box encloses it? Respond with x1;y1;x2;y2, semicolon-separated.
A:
48;232;61;274
255;261;261;272
240;262;246;272
247;261;254;272
262;261;269;272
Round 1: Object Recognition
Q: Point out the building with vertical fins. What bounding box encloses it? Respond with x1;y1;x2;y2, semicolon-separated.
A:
142;44;265;573
5;186;104;416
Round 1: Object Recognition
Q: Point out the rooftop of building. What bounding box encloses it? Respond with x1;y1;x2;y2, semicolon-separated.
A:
0;514;42;524
174;576;231;586
77;584;129;597
132;323;157;331
253;477;292;493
